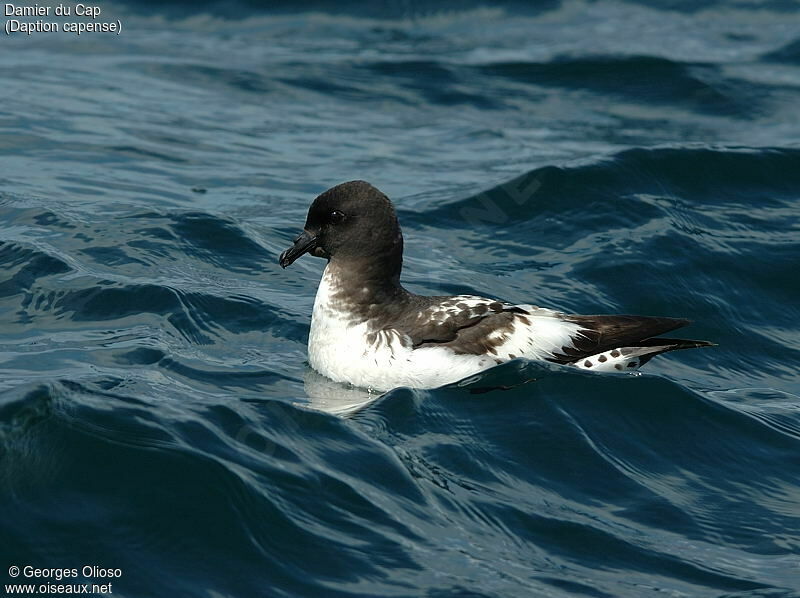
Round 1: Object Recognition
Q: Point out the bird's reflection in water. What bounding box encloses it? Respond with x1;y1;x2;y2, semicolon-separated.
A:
301;361;542;416
302;368;384;416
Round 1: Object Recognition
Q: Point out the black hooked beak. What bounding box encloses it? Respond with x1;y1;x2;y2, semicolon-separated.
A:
279;230;318;268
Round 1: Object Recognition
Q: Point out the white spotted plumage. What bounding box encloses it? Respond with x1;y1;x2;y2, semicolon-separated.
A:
309;265;591;391
573;344;678;373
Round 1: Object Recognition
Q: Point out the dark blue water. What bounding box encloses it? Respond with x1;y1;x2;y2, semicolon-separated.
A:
2;1;800;596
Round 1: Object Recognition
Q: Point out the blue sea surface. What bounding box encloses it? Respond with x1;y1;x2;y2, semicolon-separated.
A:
1;1;800;596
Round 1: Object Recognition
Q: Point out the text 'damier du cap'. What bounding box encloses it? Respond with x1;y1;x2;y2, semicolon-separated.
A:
4;3;122;35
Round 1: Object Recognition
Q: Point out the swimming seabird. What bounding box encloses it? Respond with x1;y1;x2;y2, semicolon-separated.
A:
279;181;712;391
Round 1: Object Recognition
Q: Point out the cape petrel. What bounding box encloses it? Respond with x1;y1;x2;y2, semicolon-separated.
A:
279;180;712;391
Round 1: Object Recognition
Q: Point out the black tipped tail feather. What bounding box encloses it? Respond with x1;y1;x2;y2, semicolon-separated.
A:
627;337;716;366
551;314;714;365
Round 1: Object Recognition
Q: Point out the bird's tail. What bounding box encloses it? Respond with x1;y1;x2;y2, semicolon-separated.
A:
573;337;715;372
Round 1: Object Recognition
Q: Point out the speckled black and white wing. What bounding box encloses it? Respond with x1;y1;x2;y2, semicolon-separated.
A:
397;303;712;374
403;296;531;352
389;296;588;363
554;315;714;372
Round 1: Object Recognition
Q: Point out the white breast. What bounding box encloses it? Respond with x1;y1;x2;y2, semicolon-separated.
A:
308;268;498;390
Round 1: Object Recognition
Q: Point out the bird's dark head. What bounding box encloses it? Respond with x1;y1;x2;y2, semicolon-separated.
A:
279;181;403;271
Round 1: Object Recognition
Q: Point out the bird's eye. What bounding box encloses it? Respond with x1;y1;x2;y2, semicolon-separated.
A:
329;210;345;224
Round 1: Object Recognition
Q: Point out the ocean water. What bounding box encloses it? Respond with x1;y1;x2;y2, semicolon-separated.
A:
2;1;800;596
